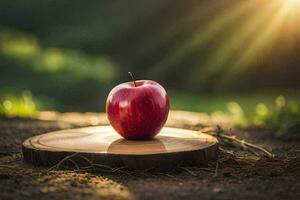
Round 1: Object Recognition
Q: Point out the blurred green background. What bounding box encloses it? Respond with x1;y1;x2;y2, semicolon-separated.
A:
0;0;299;116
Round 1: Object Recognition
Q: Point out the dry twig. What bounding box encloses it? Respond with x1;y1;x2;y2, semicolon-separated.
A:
47;153;129;174
213;161;219;178
201;125;275;158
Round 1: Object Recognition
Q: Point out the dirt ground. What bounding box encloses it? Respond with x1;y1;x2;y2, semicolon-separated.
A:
0;111;299;200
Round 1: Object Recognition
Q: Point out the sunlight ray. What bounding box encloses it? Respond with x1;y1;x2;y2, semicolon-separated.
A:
281;0;300;50
189;0;282;82
149;0;259;76
229;1;290;75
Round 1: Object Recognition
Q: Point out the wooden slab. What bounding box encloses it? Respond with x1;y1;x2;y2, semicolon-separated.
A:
22;126;218;170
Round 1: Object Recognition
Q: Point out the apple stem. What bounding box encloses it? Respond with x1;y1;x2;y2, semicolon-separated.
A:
128;72;137;87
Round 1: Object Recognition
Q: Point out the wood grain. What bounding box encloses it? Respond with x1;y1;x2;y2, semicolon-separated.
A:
22;126;218;170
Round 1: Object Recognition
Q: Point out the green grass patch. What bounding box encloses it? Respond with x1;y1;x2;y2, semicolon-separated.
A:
170;89;300;116
171;90;300;137
0;91;38;117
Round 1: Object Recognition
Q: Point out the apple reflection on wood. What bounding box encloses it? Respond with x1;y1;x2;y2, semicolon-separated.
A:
106;72;170;140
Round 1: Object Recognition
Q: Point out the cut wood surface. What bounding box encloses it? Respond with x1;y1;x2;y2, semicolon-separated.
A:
22;126;218;170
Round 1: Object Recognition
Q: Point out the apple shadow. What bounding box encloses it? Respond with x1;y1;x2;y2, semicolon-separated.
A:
106;138;168;170
107;138;167;154
105;135;215;170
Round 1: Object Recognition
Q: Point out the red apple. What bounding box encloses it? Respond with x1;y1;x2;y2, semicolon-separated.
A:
106;73;169;140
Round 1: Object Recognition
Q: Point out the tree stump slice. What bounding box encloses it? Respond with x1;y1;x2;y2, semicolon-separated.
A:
22;126;218;170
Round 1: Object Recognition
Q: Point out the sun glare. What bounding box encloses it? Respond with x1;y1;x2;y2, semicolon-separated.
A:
200;0;300;85
286;0;300;5
149;0;300;85
284;0;300;10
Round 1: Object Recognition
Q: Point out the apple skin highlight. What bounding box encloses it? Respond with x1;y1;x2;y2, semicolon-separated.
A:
106;80;169;140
